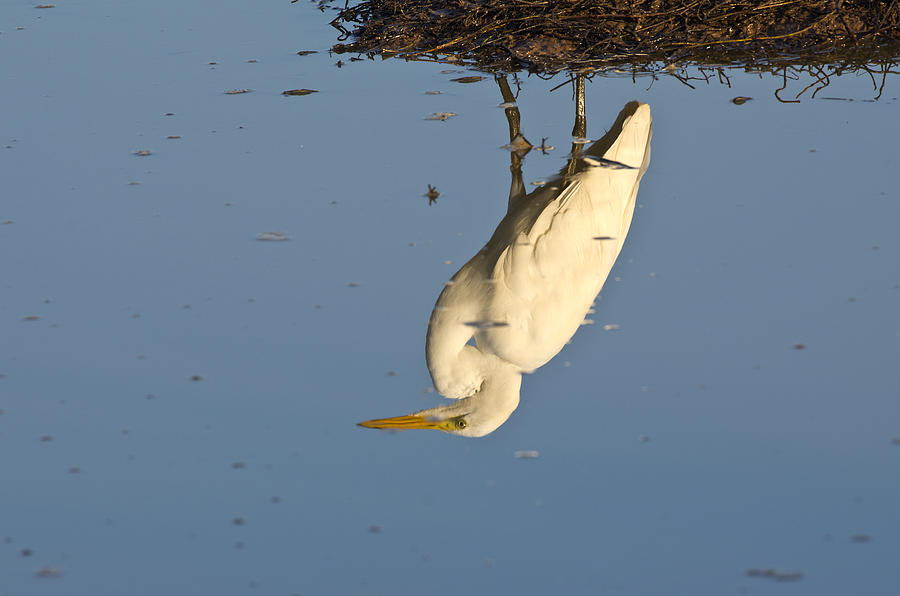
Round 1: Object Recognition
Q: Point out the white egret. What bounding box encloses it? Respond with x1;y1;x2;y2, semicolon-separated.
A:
360;91;652;437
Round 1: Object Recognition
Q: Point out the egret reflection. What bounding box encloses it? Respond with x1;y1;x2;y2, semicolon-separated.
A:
361;80;652;437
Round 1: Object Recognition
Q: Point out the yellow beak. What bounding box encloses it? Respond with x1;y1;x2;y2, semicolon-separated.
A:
357;414;452;431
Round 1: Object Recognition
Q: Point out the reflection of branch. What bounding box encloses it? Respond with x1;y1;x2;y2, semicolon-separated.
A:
875;64;888;100
670;71;697;89
775;68;801;103
862;61;900;101
862;65;879;93
339;29;898;103
717;68;732;88
651;59;899;102
795;64;830;99
641;60;897;100
780;60;899;100
548;74;575;93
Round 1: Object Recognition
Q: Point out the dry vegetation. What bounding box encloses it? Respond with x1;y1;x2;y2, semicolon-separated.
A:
328;0;899;74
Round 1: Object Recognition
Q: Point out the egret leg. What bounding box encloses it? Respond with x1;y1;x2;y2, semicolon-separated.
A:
571;74;586;139
496;75;528;213
565;74;587;179
497;75;522;141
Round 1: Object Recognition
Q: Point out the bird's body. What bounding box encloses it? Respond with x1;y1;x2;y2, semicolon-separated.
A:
361;101;652;437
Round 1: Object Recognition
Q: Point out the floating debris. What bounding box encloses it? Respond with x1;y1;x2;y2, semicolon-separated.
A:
464;320;510;329
368;524;384;533
247;59;258;63
282;89;318;96
891;437;900;445
537;138;555;153
514;450;539;459
732;96;752;105
425;112;456;121
36;4;55;8
23;315;40;321
134;149;152;156
638;435;650;443
231;462;246;470
167;135;181;139
851;534;872;543
582;155;636;169
572;137;593;145
502;134;533;153
34;567;63;579
424;184;440;205
69;466;81;474
498;101;517;108
347;282;360;287
232;517;245;526
451;76;485;83
2;220;14;224
296;50;317;56
530;180;547;187
580;319;595;325
21;548;33;557
603;324;620;331
39;435;53;442
425;90;441;95
190;375;203;382
224;89;253;95
593;236;616;241
745;568;804;582
256;231;289;242
792;343;806;350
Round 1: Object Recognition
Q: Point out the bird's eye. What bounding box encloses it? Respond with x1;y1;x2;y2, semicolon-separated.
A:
455;418;468;429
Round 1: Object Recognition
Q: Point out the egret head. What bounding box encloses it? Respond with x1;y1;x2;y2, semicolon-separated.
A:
358;371;522;438
357;408;477;436
357;400;498;438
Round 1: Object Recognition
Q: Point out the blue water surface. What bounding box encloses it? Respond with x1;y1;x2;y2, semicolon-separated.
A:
1;1;898;595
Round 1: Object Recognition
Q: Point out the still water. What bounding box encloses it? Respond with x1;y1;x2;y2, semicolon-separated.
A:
2;1;898;595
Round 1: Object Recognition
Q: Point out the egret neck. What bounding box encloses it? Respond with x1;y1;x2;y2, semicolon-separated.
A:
418;348;522;437
421;280;524;436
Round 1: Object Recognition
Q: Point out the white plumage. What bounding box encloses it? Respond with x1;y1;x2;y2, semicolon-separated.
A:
360;100;652;437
